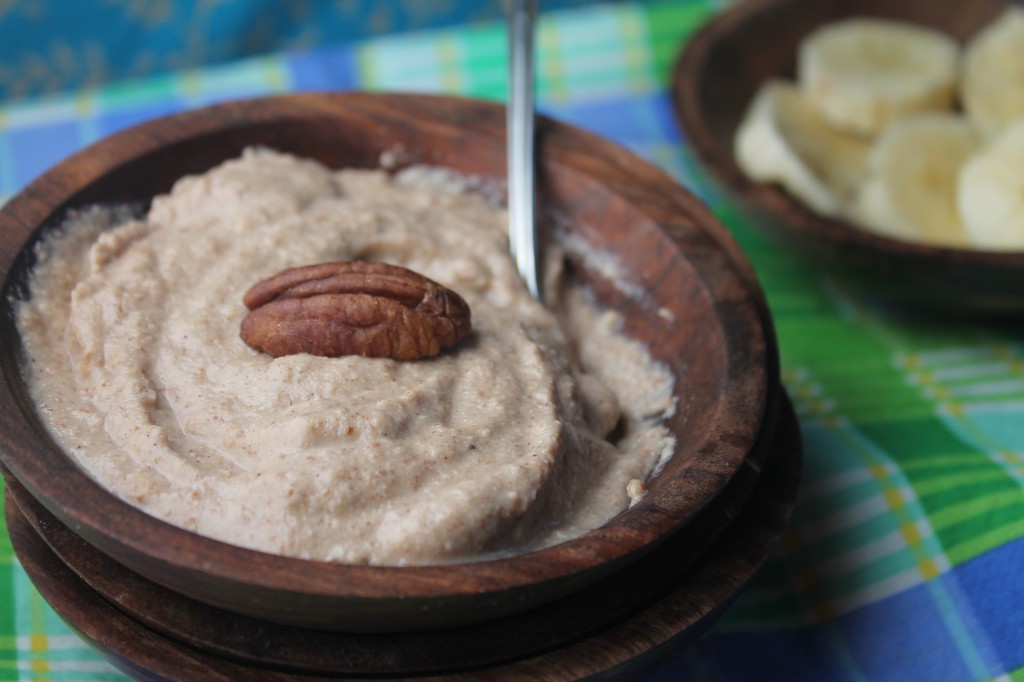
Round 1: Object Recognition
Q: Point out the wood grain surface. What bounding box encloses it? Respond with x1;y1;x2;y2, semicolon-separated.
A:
0;93;776;630
673;0;1024;314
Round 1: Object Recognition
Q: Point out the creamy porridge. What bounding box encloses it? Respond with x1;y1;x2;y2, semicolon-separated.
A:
15;149;676;566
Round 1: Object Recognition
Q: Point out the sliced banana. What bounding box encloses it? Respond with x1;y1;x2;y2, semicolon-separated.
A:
798;18;959;137
961;8;1024;139
852;113;978;247
734;80;870;218
957;119;1024;251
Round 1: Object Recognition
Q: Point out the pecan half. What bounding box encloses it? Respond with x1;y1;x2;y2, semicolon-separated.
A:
240;262;471;360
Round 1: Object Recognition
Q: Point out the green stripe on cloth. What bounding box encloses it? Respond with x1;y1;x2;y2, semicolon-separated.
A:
358;27;497;96
357;1;711;105
640;0;713;88
0;494;14;682
535;4;655;103
17;572;49;679
95;72;179;109
778;338;939;424
931;493;1024;563
0;492;8;562
724;468;946;627
452;26;507;100
859;418;988;459
176;56;291;103
766;413;953;619
6;567;122;680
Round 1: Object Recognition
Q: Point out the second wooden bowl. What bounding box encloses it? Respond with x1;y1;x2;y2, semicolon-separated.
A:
674;0;1024;314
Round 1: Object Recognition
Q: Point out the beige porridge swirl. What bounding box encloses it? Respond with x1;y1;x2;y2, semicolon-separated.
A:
16;149;676;566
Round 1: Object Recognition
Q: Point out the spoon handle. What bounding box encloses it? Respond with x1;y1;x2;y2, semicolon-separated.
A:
506;0;540;300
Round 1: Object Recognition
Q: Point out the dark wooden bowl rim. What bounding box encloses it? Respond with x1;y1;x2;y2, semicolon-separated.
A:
0;93;773;623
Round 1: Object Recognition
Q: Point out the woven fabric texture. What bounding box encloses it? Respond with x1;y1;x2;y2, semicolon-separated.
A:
2;1;1023;679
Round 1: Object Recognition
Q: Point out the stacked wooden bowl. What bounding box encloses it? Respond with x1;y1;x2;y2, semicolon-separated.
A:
0;94;800;679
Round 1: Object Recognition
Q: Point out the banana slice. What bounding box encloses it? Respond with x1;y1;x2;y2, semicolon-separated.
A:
734;80;870;218
798;18;959;137
961;8;1024;139
957;120;1024;251
852;113;978;247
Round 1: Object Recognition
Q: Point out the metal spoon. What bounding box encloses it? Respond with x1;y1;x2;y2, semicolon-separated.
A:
505;0;540;300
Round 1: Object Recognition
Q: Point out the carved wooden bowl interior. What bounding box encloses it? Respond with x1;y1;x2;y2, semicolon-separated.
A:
0;93;774;632
673;0;1024;314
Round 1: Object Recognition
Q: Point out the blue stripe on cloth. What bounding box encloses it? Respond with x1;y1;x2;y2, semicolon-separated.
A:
540;91;679;147
7;121;82;189
924;579;1001;681
651;534;1024;681
95;101;184;138
835;582;976;682
78;110;102;147
648;626;862;681
0;132;14;197
285;46;360;92
646;91;686;145
948;535;1024;672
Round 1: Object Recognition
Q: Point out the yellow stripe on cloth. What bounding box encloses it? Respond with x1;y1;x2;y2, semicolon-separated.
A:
29;593;50;679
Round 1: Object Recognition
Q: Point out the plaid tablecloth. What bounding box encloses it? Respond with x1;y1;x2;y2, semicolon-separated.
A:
3;1;1024;679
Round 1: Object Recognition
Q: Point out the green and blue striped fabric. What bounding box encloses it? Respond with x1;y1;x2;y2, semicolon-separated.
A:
2;1;1024;679
0;0;609;101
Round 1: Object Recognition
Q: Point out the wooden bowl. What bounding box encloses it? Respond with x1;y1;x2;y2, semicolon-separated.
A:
673;0;1024;314
0;93;775;632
